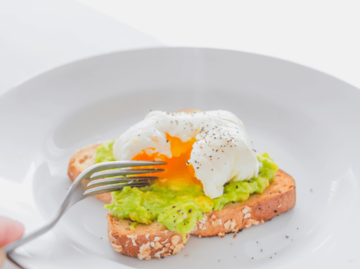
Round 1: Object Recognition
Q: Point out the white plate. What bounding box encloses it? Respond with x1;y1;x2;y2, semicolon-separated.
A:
1;48;359;269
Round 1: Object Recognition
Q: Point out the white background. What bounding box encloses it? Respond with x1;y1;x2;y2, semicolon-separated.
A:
0;0;162;95
1;0;360;95
76;0;360;89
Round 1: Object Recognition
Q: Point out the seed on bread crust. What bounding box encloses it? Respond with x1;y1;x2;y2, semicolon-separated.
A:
127;235;137;246
171;235;180;246
224;219;236;231
111;243;123;253
242;206;252;219
242;206;251;214
154;241;162;249
218;232;225;238
173;243;184;254
245;219;260;228
210;214;223;227
198;215;208;230
138;243;151;260
154;247;166;258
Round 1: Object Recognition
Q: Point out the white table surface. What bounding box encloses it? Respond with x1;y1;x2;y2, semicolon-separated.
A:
0;0;360;94
76;0;360;90
0;0;162;96
1;0;360;95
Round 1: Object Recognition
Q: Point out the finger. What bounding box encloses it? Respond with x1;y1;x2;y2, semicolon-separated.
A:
0;248;4;268
0;217;24;247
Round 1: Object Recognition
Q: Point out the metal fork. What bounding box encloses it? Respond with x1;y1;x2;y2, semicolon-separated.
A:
4;160;166;254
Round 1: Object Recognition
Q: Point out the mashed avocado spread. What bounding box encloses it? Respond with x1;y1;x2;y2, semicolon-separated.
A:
96;141;278;235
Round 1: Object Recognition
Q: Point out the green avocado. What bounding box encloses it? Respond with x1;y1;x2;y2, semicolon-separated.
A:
95;141;116;163
96;141;278;235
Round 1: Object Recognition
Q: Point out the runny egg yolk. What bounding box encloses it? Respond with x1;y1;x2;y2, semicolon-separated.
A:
131;134;202;187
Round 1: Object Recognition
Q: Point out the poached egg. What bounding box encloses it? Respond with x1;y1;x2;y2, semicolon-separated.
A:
113;110;259;198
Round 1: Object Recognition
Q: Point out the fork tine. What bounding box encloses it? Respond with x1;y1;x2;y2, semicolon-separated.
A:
90;169;164;180
83;182;149;197
82;161;167;179
87;177;158;187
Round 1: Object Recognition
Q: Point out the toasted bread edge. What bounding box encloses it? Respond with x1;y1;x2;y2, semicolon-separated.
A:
68;144;296;259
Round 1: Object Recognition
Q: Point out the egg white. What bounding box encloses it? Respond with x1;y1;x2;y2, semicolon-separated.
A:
113;110;259;198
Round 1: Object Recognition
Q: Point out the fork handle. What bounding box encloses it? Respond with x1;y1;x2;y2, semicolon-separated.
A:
3;181;84;254
3;210;64;254
0;249;23;269
3;199;71;254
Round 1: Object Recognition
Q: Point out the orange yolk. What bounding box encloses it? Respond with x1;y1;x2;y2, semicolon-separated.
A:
131;134;202;187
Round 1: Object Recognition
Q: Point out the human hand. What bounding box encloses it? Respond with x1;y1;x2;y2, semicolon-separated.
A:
0;217;24;268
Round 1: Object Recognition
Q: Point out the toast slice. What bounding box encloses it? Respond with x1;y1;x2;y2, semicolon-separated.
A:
68;145;296;259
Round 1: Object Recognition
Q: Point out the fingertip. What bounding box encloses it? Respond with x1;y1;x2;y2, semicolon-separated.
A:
0;217;25;246
12;218;25;239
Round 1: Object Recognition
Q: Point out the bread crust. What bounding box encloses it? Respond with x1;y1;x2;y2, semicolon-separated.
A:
106;170;295;258
67;144;112;203
68;144;296;259
107;214;189;260
192;170;296;237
